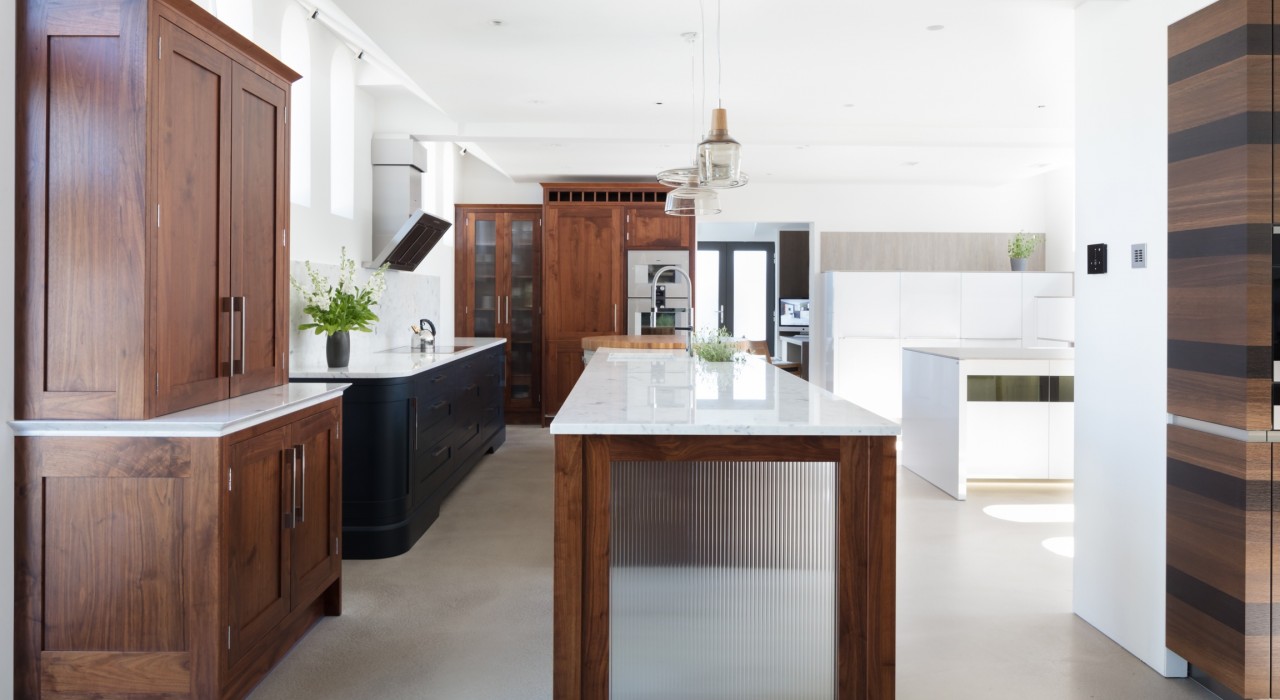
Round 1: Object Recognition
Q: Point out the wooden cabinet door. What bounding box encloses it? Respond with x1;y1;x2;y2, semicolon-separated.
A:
543;206;624;337
544;339;589;417
154;20;232;415
230;63;289;398
626;207;690;249
289;407;341;608
225;425;291;667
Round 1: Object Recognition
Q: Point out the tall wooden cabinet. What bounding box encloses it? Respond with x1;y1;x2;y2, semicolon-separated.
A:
540;184;695;420
17;0;297;421
1166;3;1280;698
455;205;543;423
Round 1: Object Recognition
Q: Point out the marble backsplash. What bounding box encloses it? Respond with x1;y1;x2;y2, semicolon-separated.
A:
289;261;443;367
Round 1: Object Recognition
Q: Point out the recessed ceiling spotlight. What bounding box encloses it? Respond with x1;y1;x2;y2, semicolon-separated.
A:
1033;162;1051;168
926;24;945;31
904;161;920;166
1037;104;1047;109
655;101;664;105
491;19;504;27
796;145;808;150
529;99;545;104
842;103;855;108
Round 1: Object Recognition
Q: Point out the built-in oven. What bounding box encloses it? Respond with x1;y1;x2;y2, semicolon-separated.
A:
628;298;691;336
627;250;691;299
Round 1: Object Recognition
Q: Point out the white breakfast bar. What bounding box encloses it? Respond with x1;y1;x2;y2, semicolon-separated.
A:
549;348;899;700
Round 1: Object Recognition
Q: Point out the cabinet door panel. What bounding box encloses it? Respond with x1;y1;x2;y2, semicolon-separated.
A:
154;20;231;415
290;408;341;607
230;63;288;397
626;207;690;248
545;340;589;418
544;207;624;336
226;426;290;666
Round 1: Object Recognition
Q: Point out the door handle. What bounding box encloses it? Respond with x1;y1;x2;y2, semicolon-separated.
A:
226;297;236;377
284;447;297;529
719;305;725;324
294;443;306;525
506;295;511;325
239;296;247;375
613;303;618;333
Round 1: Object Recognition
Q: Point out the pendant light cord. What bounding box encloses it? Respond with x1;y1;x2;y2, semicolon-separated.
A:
700;0;707;133
716;0;722;109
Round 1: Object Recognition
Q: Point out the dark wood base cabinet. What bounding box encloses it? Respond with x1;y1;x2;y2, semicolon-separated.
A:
15;399;342;699
294;345;506;559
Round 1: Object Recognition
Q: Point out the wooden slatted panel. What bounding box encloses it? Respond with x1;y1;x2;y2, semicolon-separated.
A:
1166;426;1271;698
1168;0;1273;431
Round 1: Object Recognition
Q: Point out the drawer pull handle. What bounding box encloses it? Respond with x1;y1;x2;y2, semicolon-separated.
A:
431;400;448;411
433;444;449;459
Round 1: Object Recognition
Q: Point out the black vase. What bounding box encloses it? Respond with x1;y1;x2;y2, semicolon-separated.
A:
326;331;350;368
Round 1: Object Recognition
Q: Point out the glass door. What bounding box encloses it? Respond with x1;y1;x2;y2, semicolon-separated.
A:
697;242;776;356
471;213;499;338
507;214;539;410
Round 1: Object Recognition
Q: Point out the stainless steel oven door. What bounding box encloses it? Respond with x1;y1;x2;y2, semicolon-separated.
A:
628;297;690;336
627;250;691;299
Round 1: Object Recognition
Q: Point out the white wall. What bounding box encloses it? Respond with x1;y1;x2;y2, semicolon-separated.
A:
1043;165;1076;273
1;0;15;688
1074;0;1214;677
456;156;543;204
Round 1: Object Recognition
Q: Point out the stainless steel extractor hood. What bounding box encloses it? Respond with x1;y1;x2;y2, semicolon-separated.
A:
367;137;452;271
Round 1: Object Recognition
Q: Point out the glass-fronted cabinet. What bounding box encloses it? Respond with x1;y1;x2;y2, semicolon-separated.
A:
456;205;542;423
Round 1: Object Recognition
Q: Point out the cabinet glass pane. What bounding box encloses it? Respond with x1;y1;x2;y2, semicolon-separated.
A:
474;219;498;337
508;219;536;402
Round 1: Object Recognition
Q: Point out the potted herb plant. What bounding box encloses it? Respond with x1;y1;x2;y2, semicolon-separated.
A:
291;247;389;367
1008;231;1038;271
690;327;741;363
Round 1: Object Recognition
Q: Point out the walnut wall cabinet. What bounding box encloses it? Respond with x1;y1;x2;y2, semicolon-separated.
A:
17;0;298;421
1166;3;1280;698
15;396;343;699
455;205;543;423
540;184;696;421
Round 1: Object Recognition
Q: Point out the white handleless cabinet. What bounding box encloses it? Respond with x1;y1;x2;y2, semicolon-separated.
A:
1022;273;1074;348
960;273;1023;340
901;273;962;339
830;272;900;338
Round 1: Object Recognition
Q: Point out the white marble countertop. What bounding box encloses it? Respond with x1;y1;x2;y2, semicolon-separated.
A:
550;348;899;437
9;382;350;437
902;347;1074;361
290;337;506;379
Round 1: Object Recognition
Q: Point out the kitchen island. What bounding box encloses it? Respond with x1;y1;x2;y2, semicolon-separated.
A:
550;349;899;700
291;338;507;557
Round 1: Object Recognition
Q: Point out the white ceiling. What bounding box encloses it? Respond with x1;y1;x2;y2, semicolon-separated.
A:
329;0;1077;186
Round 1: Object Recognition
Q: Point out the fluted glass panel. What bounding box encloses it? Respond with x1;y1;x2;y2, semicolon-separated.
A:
610;460;836;699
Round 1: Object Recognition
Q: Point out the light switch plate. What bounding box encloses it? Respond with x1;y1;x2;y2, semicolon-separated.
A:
1131;243;1147;269
1087;243;1107;274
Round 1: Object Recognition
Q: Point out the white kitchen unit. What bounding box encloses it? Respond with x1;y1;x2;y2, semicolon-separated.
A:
823;271;1073;422
900;347;1074;500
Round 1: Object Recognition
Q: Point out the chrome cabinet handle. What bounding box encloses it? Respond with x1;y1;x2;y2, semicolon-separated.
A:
239;297;247;375
285;447;297;529
506;295;510;324
227;297;236;377
297;443;307;525
613;303;618;333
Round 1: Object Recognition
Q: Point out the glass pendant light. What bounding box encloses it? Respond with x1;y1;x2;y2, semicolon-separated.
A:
665;186;721;216
697;0;747;189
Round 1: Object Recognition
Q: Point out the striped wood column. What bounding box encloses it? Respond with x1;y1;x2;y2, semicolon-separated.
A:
1168;1;1276;698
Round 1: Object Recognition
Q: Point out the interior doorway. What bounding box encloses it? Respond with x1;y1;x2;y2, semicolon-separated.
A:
697;242;776;356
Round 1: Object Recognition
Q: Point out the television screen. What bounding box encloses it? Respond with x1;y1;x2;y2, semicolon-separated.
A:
779;298;810;327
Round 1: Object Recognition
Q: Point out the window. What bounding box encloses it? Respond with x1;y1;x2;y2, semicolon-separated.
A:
280;7;311;205
329;51;354;219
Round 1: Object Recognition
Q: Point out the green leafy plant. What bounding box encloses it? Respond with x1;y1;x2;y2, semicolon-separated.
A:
1007;231;1039;259
291;248;390;335
690;327;740;363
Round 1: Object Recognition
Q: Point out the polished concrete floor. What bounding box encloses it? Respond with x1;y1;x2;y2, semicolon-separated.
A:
249;426;1213;699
